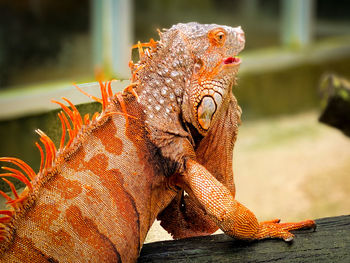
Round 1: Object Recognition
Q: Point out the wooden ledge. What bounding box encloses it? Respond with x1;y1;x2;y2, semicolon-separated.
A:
139;215;350;262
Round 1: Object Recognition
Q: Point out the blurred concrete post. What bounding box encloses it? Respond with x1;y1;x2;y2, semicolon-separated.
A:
281;0;315;48
91;0;132;79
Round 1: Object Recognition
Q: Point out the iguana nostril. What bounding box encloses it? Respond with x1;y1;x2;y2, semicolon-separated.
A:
234;26;245;43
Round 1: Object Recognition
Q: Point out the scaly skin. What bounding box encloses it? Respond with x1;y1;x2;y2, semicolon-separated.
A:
0;22;315;262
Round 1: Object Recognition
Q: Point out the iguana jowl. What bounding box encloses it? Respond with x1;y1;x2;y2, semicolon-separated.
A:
0;23;315;262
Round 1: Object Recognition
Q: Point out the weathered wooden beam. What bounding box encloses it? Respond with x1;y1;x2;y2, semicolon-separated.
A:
139;215;350;262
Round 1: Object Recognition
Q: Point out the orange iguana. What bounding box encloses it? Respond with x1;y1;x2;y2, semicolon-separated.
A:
0;22;315;262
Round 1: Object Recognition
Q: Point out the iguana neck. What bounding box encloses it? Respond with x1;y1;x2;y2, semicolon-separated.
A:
195;92;241;196
134;37;194;136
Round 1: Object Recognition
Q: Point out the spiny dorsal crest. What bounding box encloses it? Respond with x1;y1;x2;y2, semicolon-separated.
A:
0;80;136;250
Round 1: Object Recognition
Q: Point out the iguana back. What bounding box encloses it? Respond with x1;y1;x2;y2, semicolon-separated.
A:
0;85;179;262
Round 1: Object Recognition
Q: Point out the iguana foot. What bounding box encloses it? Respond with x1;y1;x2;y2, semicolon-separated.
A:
254;219;316;242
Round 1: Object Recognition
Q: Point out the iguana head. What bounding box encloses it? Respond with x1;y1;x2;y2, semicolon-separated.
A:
165;23;245;136
133;22;244;137
163;22;245;136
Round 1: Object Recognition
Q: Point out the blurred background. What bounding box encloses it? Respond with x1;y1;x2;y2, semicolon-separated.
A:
0;0;350;243
0;0;349;89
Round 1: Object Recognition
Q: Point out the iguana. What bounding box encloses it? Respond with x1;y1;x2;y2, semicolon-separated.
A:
0;22;315;262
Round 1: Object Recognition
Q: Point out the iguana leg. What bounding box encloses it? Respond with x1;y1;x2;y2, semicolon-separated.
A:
184;159;316;241
157;191;218;239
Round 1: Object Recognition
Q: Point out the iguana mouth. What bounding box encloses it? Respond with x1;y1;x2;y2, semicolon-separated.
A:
223;56;241;65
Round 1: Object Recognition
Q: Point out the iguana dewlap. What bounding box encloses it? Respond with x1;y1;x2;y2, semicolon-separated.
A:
0;22;315;263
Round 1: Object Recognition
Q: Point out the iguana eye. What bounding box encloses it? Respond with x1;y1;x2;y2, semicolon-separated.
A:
217;32;225;40
208;28;226;46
